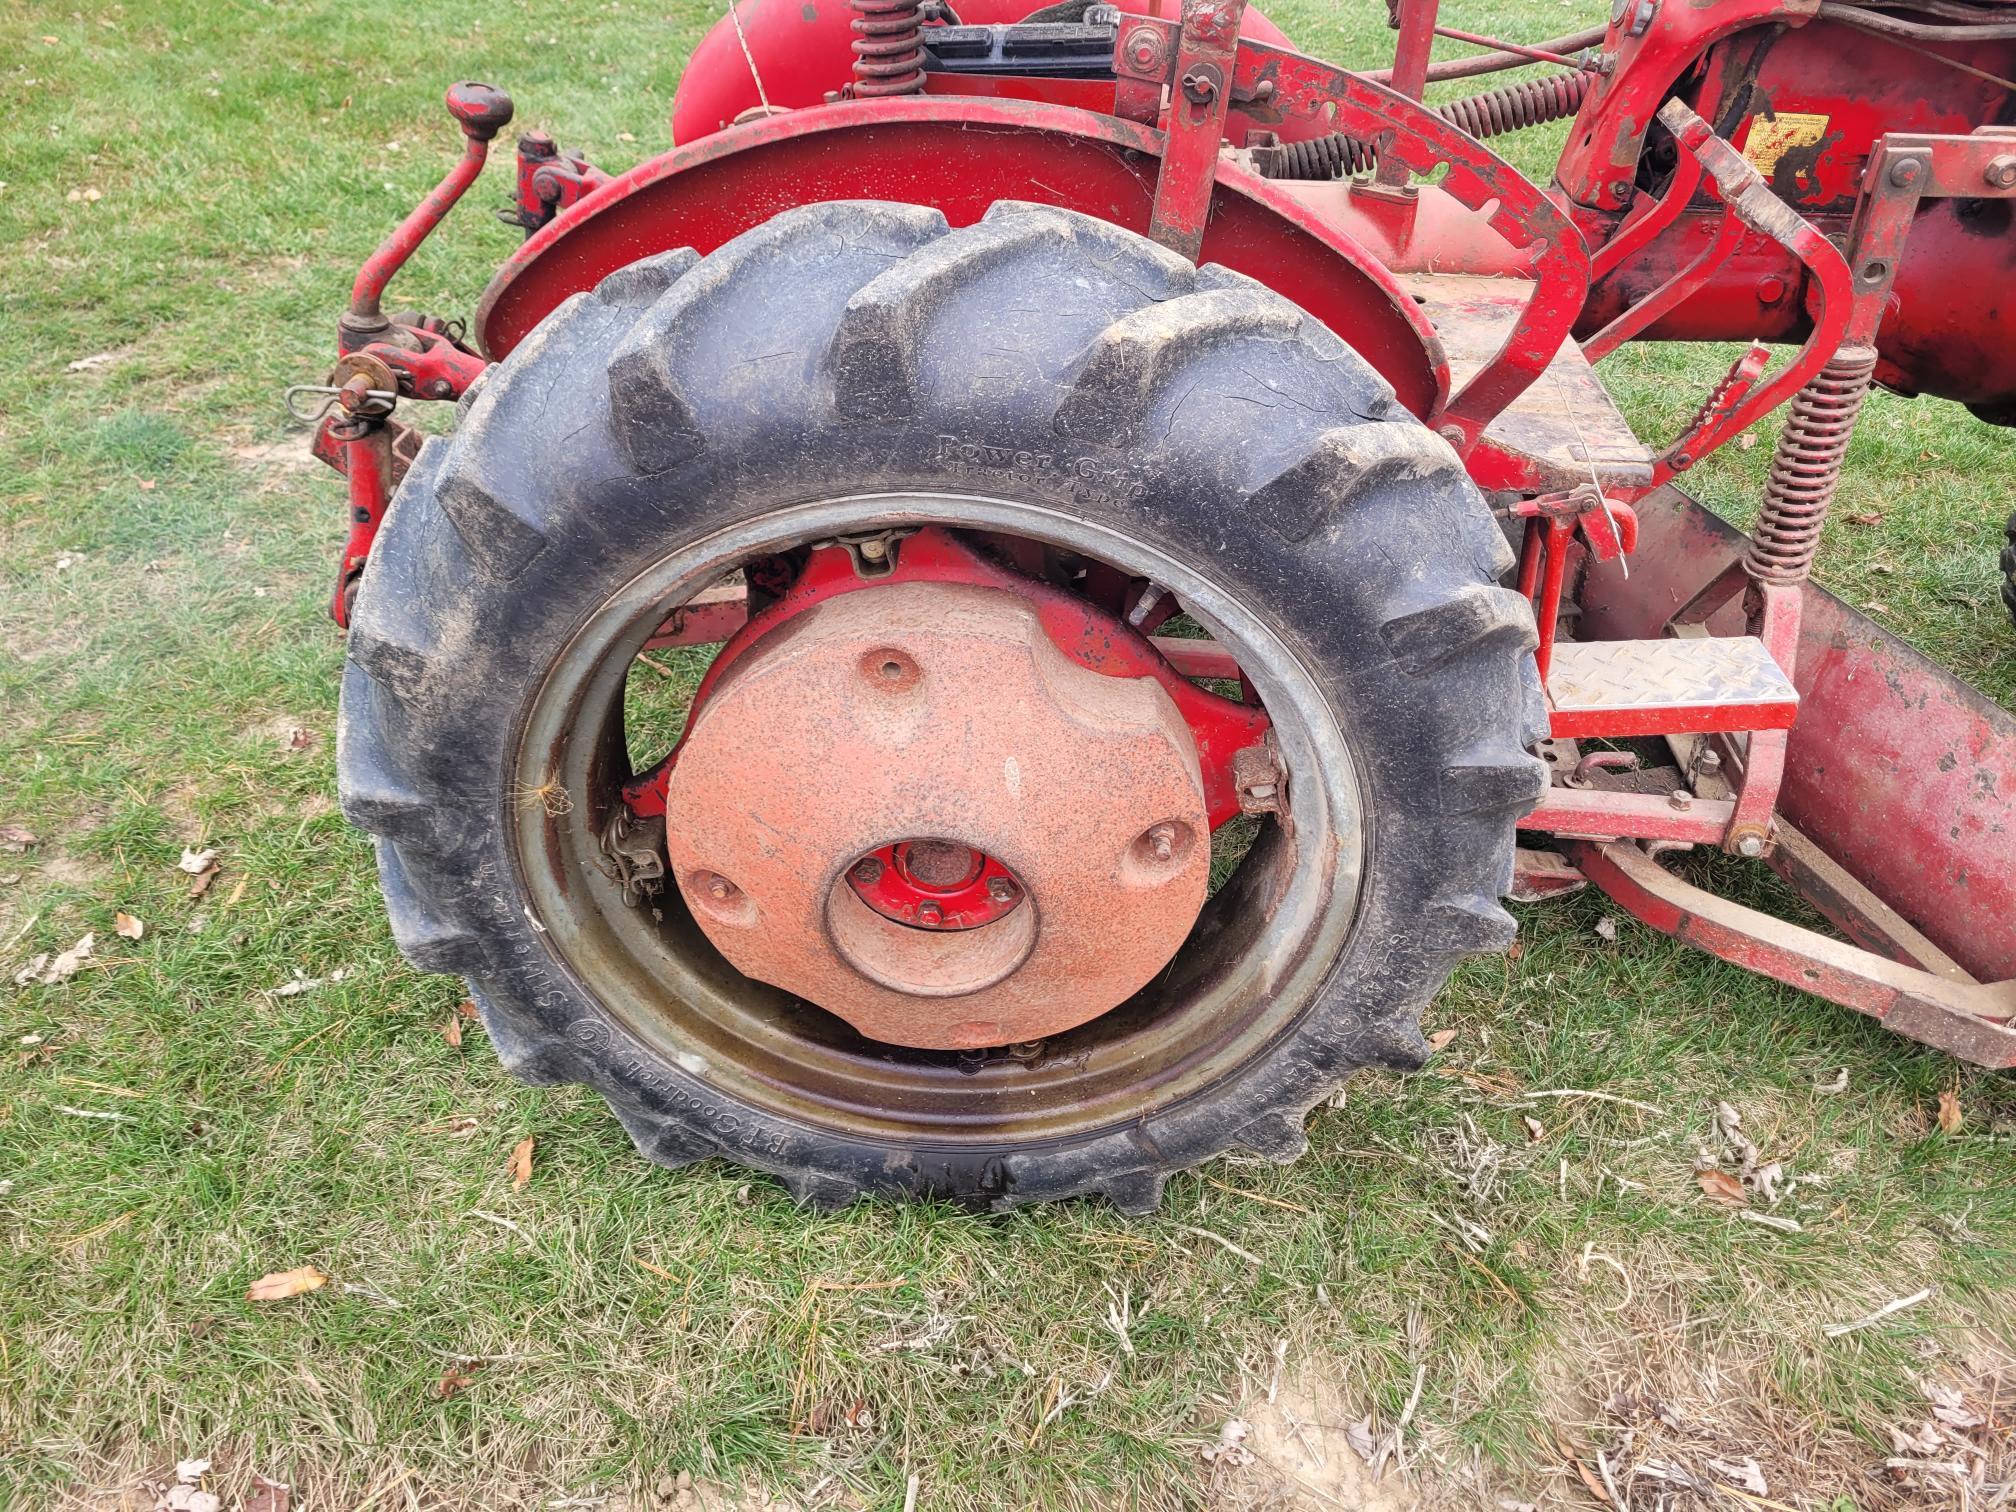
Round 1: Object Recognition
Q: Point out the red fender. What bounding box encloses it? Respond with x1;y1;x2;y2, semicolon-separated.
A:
670;0;1295;144
474;96;1447;420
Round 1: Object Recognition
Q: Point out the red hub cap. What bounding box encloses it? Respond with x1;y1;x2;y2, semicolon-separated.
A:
848;840;1024;931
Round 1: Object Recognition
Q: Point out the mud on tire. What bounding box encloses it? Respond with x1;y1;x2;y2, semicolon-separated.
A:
336;200;1545;1213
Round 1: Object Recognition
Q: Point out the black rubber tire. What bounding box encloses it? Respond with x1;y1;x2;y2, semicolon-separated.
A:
2002;509;2016;631
336;200;1545;1213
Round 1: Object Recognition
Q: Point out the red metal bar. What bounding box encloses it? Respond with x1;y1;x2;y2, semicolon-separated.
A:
333;425;391;629
1581;200;1745;363
1568;841;2016;1068
1636;100;1855;491
1147;0;1249;261
347;83;513;330
1430;25;1584;70
1377;0;1442;190
1588;153;1704;285
1531;516;1572;682
1520;787;1735;845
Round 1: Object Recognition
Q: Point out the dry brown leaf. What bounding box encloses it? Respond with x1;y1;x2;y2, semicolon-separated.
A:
439;1014;463;1049
1522;1115;1546;1143
114;911;144;941
1696;1168;1749;1207
436;1362;482;1399
187;864;220;899
508;1135;534;1191
245;1474;292;1512
455;998;478;1021
37;932;95;985
1848;511;1883;526
177;846;218;874
1426;1028;1458;1052
1936;1088;1962;1134
0;824;36;852
1506;937;1525;961
1556;1436;1615;1507
285;727;315;751
246;1264;328;1301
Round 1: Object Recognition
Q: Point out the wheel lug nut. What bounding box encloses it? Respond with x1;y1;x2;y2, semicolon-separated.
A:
987;875;1016;903
693;870;739;903
852;857;884;884
1146;822;1177;862
917;901;943;926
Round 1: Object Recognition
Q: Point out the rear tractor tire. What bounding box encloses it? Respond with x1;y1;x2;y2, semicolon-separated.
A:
336;200;1545;1212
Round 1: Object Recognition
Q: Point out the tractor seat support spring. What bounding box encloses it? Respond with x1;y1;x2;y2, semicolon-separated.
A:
1255;68;1594;179
851;0;927;96
1744;346;1879;586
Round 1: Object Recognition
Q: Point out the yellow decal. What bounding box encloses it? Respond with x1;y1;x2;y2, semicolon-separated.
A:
1742;111;1829;176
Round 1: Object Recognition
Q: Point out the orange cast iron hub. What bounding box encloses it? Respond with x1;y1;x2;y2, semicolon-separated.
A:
661;578;1212;1050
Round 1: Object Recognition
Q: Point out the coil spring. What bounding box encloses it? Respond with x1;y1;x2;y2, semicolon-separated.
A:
850;0;926;96
1257;68;1595;179
1744;347;1879;585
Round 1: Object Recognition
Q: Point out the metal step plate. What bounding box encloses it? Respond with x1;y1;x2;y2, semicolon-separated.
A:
1547;636;1798;738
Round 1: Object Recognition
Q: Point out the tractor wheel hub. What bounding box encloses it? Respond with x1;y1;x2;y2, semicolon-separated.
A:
662;579;1210;1050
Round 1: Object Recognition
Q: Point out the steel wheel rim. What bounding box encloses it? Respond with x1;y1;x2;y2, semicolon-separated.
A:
512;491;1366;1144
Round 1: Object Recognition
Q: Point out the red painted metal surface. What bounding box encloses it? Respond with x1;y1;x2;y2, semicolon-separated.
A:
1579;487;2016;987
668;0;1293;145
623;529;1271;834
661;576;1213;1050
473;97;1447;422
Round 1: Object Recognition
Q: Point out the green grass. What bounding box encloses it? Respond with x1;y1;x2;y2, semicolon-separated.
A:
3;2;2014;1508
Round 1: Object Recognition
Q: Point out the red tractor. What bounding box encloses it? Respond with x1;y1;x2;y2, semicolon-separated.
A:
307;0;2016;1211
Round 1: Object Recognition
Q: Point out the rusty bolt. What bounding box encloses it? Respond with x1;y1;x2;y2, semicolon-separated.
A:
1145;822;1177;863
1736;834;1765;858
917;901;944;927
852;857;884;885
701;872;737;902
1987;155;2016;190
1887;156;1925;190
859;537;888;563
425;379;454;400
987;875;1017;903
1668;789;1692;812
1437;424;1467;449
1698;748;1722;773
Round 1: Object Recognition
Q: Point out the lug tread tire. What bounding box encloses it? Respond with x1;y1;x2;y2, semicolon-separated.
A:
337;200;1543;1214
2001;509;2016;630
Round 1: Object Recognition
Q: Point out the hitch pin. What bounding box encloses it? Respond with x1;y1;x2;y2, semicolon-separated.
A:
284;382;399;423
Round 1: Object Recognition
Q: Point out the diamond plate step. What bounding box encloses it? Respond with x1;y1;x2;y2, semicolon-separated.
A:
1547;636;1798;739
